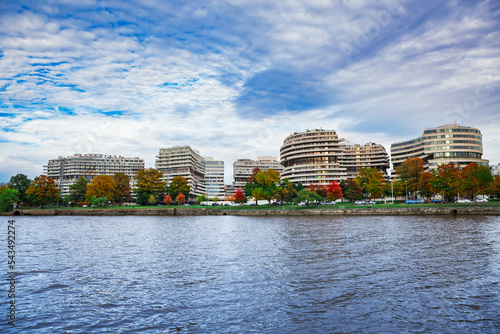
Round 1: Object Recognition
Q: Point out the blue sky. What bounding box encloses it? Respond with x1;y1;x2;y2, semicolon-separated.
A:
1;0;499;183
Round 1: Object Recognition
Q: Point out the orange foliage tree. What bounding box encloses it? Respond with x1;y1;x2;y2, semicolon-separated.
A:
232;188;247;204
164;194;172;205
176;193;186;205
26;175;60;209
86;175;116;201
326;180;343;201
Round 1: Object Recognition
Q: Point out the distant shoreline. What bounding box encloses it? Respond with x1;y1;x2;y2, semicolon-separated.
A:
4;206;500;216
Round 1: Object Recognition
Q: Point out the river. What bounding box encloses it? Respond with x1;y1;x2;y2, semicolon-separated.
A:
2;215;500;333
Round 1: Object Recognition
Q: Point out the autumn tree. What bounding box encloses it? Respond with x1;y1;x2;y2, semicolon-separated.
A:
26;175;60;209
69;177;89;202
164;194;173;205
113;172;131;206
343;179;363;203
134;168;167;205
306;184;328;199
8;174;31;203
461;163;493;204
168;176;190;202
357;167;385;199
255;169;281;204
176;193;187;205
432;162;461;202
86;175;116;201
326;180;343;201
243;167;261;198
232;188;247;204
395;157;425;198
275;179;297;204
0;188;19;212
418;171;436;202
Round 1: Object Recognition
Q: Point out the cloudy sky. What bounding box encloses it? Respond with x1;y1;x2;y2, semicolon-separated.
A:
1;0;499;183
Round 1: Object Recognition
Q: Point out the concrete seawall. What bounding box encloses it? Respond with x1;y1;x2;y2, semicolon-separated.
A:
4;206;500;216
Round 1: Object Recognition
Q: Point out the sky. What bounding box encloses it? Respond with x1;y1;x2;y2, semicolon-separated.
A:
1;0;499;184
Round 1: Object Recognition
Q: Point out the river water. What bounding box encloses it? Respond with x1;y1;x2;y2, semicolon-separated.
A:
2;215;500;333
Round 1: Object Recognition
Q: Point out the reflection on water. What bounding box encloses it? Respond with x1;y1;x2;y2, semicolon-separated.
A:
2;215;500;333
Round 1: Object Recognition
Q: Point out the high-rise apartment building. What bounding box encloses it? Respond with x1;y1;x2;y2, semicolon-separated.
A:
233;157;283;189
204;157;225;199
391;124;489;174
44;153;145;197
155;145;206;200
279;129;390;186
491;164;500;176
342;142;390;179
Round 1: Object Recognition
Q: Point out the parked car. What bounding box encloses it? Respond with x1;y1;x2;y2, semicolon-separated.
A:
365;200;376;205
200;203;208;206
415;199;425;204
455;199;471;203
476;198;489;203
431;199;445;203
322;201;336;205
211;203;220;206
82;204;88;207
354;200;365;205
405;200;416;204
183;203;190;206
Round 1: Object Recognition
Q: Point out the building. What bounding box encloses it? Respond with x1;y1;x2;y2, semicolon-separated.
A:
280;129;348;185
44;153;145;197
342;142;390;179
491;164;500;176
204;157;225;199
155;145;206;200
233;157;283;189
391;124;489;174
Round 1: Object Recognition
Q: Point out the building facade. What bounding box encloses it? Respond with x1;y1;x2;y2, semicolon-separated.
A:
491;164;500;176
280;129;348;185
44;153;145;197
155;145;206;200
233;157;283;189
204;157;225;199
342;142;390;179
391;124;489;174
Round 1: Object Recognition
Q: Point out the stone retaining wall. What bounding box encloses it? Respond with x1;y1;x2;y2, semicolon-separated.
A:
3;206;500;216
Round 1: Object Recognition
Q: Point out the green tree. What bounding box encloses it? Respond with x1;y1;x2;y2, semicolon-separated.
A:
275;179;297;204
8;174;31;203
195;194;208;205
357;167;385;199
395;157;425;198
343;179;363;203
0;188;20;212
148;194;157;205
432;162;461;202
254;169;281;204
26;175;60;209
461;163;493;204
134;168;167;205
69;177;89;202
86;175;116;201
294;189;322;207
113;172;131;206
91;196;109;208
168;176;190;202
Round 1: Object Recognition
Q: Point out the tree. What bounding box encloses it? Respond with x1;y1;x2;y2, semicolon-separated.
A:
232;188;247;204
26;175;60;209
461;163;493;204
275;179;297;204
306;184;328;199
395;157;425;198
90;196;108;208
343;179;363;203
294;189;323;207
164;194;173;205
113;172;131;206
168;176;190;202
255;169;281;204
493;175;500;198
148;194;157;205
176;193;186;205
357;167;385;199
326;180;343;201
418;171;436;202
69;177;89;202
243;168;261;198
250;188;265;205
8;174;31;203
0;188;20;212
86;175;116;201
195;194;208;205
432;162;461;202
134;168;167;205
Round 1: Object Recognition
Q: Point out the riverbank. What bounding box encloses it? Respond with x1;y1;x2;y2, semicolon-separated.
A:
4;205;500;216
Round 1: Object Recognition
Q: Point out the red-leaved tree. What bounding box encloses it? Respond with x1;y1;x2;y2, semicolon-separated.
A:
176;193;186;205
326;181;343;201
232;188;247;204
164;194;172;205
